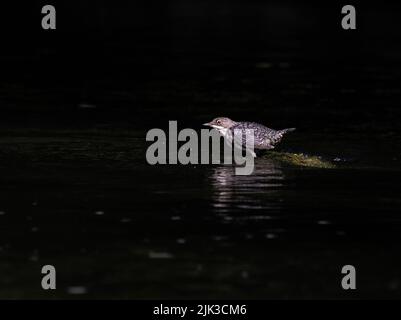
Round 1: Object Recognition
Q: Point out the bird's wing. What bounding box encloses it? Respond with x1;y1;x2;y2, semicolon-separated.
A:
230;124;258;157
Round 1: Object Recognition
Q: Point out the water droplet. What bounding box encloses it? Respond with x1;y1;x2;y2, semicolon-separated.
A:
176;238;186;244
67;286;88;295
279;62;290;68
29;250;39;262
388;280;399;290
266;233;276;239
95;211;104;216
148;251;174;259
212;236;227;241
78;103;96;109
317;220;331;225
255;62;272;69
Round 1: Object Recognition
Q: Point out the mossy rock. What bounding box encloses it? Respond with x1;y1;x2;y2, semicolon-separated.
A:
264;151;336;169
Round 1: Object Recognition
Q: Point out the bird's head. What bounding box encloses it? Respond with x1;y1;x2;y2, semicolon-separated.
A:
203;117;237;130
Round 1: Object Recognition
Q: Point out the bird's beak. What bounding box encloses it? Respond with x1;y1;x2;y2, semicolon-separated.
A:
203;122;211;126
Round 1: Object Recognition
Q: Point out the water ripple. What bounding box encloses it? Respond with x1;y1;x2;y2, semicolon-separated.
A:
210;160;285;216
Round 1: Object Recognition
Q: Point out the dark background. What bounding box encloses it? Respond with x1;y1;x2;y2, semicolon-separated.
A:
2;1;401;130
0;1;401;299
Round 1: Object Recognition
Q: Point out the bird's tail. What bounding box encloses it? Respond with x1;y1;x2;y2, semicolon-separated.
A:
278;128;296;135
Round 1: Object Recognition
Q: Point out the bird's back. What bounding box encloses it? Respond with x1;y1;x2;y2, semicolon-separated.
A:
231;121;293;149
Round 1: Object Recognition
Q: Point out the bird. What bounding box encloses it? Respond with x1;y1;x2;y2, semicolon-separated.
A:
203;117;295;157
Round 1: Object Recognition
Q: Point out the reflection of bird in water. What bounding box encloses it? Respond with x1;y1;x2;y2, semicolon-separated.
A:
203;117;295;156
210;159;285;213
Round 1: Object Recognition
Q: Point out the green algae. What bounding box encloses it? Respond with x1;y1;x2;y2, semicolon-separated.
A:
264;151;337;169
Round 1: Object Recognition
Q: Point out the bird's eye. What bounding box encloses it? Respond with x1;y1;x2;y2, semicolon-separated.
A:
217;120;221;125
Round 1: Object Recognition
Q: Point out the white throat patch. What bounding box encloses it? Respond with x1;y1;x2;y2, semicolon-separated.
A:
211;125;230;138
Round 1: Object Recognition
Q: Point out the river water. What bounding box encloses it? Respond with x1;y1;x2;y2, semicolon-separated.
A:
1;1;401;299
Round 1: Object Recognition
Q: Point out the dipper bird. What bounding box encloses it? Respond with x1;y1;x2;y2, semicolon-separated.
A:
203;117;295;157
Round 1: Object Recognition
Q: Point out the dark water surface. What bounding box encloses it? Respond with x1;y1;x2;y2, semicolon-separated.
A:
0;126;400;299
